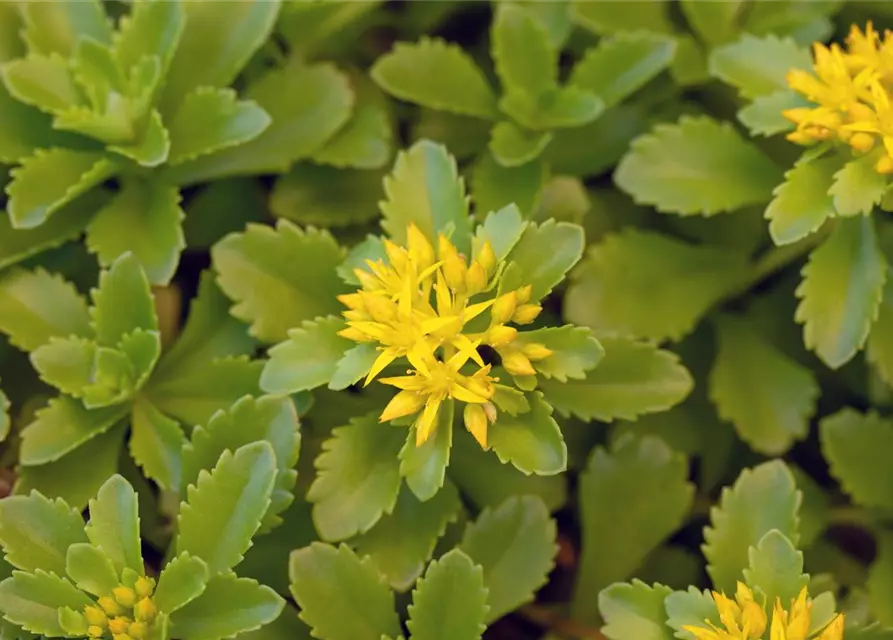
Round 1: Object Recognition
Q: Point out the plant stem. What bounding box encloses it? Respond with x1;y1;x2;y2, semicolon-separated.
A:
520;605;607;640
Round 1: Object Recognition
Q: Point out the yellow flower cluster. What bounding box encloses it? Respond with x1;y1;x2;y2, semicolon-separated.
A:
683;583;844;640
784;23;893;173
83;578;157;640
338;224;551;448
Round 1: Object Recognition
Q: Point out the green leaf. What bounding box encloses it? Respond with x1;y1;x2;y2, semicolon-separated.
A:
182;395;300;532
2;54;80;114
615;116;781;216
160;0;280;111
107;109;170;168
182;178;267;250
738;90;808;137
540;337;693;422
869;533;893;626
85;474;143;576
395;404;451;498
565;230;747;342
765;155;839;245
795;217;886;368
709;315;819;456
570;33;676;109
328;344;378;392
289;543;400;640
307;413;405;542
0;81;77;164
573;435;693;623
6;149;115;229
313;91;392;170
820;408;893;510
515;326;603;382
380;139;472;256
830;152;889;216
176;442;277;575
0;491;87;575
665;587;721;640
130;397;187;491
0;189;106;272
261;317;351;394
371;37;497;120
487;392;566;476
869;277;893;387
354;482;462;592
492;3;556;98
19;397;128;465
503;219;584;302
170;573;284;640
85;179;184;286
709;34;811;99
742;529;808;608
91;252;158;346
459;496;556;623
572;1;673;35
270;164;384;228
703;460;801;594
29;336;98;398
65;543;118;596
471;154;546;219
154;552;209;615
499;86;603;132
0;570;91;636
0;388;8;444
681;0;746;47
146;356;262;427
489;121;552;168
599;581;674;640
167;88;271;165
19;1;112;56
406;549;488;640
113;0;183;76
0;269;84;351
164;61;352;184
14;427;125;512
212;220;347;344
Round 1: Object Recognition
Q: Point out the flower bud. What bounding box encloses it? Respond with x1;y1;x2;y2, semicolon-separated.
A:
98;597;124;617
440;239;467;290
134;577;155;599
84;606;108;628
465;262;488;294
464;404;488;448
487;325;517;346
501;350;536;376
134;598;157;622
522;343;553;361
878;155;893;174
108;618;130;635
512;303;542;325
113;634;134;640
477;241;496;275
113;587;137;608
491;293;517;325
88;626;104;638
483;402;497;424
128;621;149;639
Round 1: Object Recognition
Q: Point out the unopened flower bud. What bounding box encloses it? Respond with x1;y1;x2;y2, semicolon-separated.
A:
878;155;893;174
466;262;488;294
84;606;108;628
464;404;488;448
128;621;148;639
501;350;536;376
440;239;467;289
134;577;155;600
483;402;498;424
113;634;134;640
512;304;542;325
88;626;104;638
113;587;137;608
850;132;877;153
134;598;156;622
98;597;124;617
516;285;533;304
487;325;517;346
477;242;496;275
522;343;553;361
491;293;517;325
108;618;130;635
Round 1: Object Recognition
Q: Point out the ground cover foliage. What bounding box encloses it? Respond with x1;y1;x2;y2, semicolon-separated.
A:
4;1;893;639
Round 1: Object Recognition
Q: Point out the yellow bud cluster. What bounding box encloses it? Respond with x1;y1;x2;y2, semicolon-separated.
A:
784;22;893;174
85;577;157;640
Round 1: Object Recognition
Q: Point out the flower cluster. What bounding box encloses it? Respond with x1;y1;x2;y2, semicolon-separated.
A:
69;576;158;640
338;224;551;448
784;23;893;173
683;582;844;640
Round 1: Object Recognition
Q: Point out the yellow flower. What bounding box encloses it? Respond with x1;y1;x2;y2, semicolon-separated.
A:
683;584;844;640
338;223;552;447
85;579;158;640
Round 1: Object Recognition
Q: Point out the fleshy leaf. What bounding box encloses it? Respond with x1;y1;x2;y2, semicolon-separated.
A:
398;399;453;502
498;86;603;132
406;550;488;640
371;37;497;119
514;326;603;382
665;587;721;640
488;121;552;168
84;474;143;576
0;570;91;636
709;315;819;456
380;139;472;256
573;435;693;623
820;408;893;510
19;397;128;466
708;34;811;98
830;152;889;216
181;395;300;532
565;230;747;342
503;218;584;302
681;0;745;47
703;460;801;594
154;552;209;615
85;179;185;286
491;3;556;98
615;115;781;216
107;110;171;168
765;155;839;245
289;543;401;640
90;252;158;347
6;149;115;229
170;573;284;640
113;0;183;76
2;53;80;114
329;344;378;392
573;0;673;34
742;529;808;608
459;496;556;623
167;87;271;165
487;392;566;476
26;336;98;398
738;90;808;137
354;482;462;592
599;581;674;640
261;317;351;394
307;413;405;542
795;217;886;368
313;91;391;170
0;268;91;352
130;397;187;491
65;542;118;596
471;154;546;219
176;442;277;575
0;81;80;164
540;337;692;422
0;491;87;575
570;32;676;108
19;1;113;56
868;277;893;387
212;221;348;344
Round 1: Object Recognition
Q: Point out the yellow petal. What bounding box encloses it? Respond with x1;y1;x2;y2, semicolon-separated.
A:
379;374;425;390
713;592;742;637
415;397;442;445
365;348;399;386
449;377;490;404
359;291;397;323
463;298;496;322
464;403;488;448
815;614;844;640
407;223;435;268
380;390;425;422
770;601;787;640
680;625;723;640
741;600;767;639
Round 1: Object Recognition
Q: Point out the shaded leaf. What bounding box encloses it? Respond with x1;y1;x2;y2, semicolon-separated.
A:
261;317;351;394
738;89;807;137
471;154;547;219
20;1;112;56
270;164;384;228
130;397;187;491
709;34;811;98
492;3;556;97
489;121;552;168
